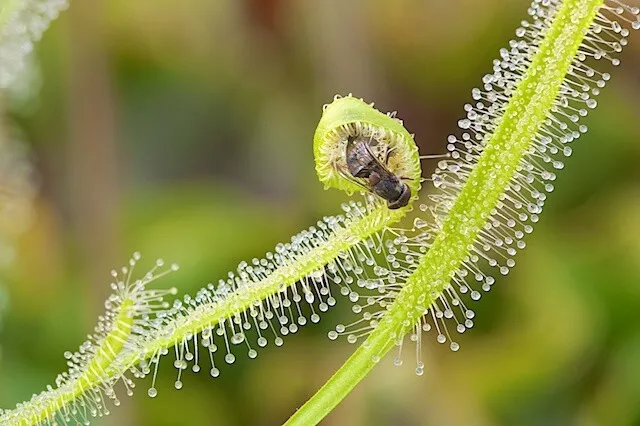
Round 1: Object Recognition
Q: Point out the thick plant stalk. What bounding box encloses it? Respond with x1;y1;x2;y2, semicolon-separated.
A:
286;0;633;424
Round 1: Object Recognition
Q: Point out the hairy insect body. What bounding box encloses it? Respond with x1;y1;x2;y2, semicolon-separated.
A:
345;135;411;209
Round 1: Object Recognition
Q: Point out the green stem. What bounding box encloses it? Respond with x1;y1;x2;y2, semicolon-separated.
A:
286;0;603;424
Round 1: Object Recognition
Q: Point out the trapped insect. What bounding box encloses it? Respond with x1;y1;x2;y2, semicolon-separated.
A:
345;135;411;209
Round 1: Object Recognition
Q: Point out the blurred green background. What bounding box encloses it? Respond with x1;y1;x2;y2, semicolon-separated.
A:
1;0;640;425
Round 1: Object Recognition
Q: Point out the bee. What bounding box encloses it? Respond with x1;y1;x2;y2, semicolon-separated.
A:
344;135;411;209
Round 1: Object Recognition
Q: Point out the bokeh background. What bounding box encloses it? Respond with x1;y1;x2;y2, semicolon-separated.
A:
1;0;640;425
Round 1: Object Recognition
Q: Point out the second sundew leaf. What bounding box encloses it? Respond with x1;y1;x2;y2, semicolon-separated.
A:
2;91;424;425
288;0;640;424
124;95;424;394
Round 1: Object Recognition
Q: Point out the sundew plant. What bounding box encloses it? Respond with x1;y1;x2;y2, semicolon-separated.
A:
1;0;639;425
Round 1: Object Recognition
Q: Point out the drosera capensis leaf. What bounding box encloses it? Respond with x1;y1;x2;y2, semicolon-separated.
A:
112;95;424;397
287;0;640;424
2;97;424;425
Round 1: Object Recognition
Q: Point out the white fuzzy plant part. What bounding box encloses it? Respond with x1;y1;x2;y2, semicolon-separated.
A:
0;0;69;89
0;0;70;373
1;0;639;425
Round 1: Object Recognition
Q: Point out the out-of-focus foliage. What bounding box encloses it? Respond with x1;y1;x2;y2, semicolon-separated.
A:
0;0;639;425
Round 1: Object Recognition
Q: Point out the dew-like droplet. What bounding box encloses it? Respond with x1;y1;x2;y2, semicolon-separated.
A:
230;333;245;345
